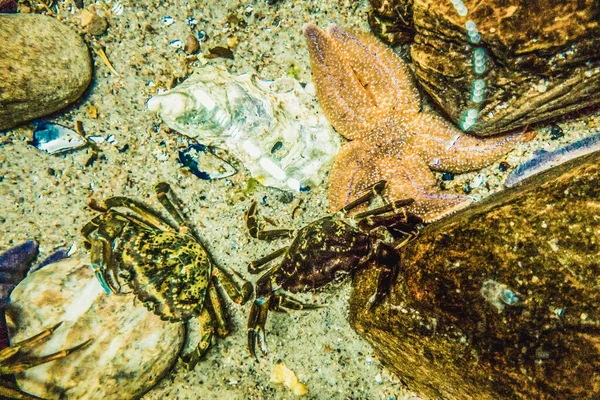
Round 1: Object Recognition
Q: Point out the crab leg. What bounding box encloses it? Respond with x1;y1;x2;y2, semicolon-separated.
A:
103;197;178;232
155;182;187;228
212;266;253;305
270;293;322;312
248;247;288;274
247;297;271;360
245;202;295;240
207;280;229;337
339;180;387;214
181;306;215;370
354;198;415;218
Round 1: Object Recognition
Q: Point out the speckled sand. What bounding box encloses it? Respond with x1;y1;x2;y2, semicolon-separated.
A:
1;0;599;399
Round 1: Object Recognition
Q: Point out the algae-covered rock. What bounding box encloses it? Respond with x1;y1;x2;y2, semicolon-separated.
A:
7;255;184;400
368;0;600;136
0;14;92;131
350;149;600;399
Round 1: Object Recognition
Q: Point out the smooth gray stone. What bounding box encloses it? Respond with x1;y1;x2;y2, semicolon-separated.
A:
0;14;92;131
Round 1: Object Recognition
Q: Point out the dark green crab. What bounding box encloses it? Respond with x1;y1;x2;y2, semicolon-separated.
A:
82;182;252;368
245;180;421;359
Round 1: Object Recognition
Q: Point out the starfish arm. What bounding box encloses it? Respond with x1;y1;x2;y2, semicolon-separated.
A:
327;140;383;212
304;24;374;141
303;24;418;143
377;153;473;222
326;25;421;117
411;113;525;173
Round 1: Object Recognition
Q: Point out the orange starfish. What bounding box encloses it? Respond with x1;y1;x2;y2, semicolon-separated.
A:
303;24;532;222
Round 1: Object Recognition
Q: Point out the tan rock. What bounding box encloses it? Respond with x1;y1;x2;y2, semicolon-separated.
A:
0;14;92;131
7;255;184;400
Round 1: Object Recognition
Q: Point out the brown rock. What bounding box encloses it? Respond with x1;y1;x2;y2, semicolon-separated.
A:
88;13;108;36
185;34;200;54
368;0;600;136
350;149;600;399
7;255;184;399
0;14;92;131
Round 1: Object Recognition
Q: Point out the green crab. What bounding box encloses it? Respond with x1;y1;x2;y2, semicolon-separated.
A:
0;322;90;400
245;180;421;359
81;182;252;368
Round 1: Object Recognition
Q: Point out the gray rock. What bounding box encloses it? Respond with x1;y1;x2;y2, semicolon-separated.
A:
0;14;92;131
7;255;184;400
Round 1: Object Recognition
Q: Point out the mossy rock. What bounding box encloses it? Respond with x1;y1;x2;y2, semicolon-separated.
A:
368;0;600;136
350;149;600;398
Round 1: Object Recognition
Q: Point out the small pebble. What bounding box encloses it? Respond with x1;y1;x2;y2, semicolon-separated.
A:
185;34;200;54
88;14;108;36
549;124;564;140
499;161;510;172
441;172;454;181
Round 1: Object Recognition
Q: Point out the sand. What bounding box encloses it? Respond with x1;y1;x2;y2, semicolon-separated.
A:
1;0;599;398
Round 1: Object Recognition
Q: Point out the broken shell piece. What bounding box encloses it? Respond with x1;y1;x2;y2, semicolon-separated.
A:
147;65;340;191
270;361;308;396
178;143;236;180
29;121;87;154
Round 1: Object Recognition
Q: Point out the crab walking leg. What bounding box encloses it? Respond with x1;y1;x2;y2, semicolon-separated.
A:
4;339;92;375
207;280;229;337
212;265;253;305
103;196;178;232
182;306;215;370
366;243;401;310
155;182;187;228
248;247;289;274
270;293;322;312
245;201;295;240
354;198;414;218
339;180;387;214
248;297;271;360
0;385;42;400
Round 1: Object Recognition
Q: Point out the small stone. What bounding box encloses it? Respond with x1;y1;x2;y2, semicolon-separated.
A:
441;172;454;181
88;13;108;36
549;124;564;140
87;105;98;119
0;14;92;131
498;161;510;172
226;36;238;48
7;256;184;399
185;34;200;54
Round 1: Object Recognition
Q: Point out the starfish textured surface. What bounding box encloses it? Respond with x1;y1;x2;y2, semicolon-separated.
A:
304;24;532;222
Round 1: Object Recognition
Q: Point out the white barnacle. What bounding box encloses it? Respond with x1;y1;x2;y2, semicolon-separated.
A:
481;280;520;312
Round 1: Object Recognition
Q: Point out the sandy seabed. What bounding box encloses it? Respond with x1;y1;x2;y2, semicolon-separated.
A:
1;0;599;399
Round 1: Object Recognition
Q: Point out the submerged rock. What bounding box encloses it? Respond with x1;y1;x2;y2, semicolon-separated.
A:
147;65;340;191
0;14;92;131
350;149;600;399
368;0;600;136
7;255;184;400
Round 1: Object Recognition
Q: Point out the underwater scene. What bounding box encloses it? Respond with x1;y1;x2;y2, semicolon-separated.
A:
1;0;600;399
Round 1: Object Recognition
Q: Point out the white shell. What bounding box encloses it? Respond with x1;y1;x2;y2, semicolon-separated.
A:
147;65;341;191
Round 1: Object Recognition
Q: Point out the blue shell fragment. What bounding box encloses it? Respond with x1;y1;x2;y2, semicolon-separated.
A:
30;121;87;154
178;144;237;180
505;133;600;187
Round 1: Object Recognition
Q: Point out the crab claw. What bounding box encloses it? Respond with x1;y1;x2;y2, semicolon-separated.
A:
247;296;271;360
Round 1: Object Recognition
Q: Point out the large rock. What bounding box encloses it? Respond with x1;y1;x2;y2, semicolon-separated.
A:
7;255;184;400
0;14;92;131
368;0;600;136
350;149;600;399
